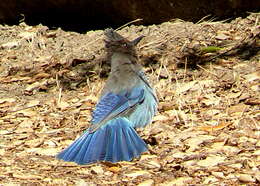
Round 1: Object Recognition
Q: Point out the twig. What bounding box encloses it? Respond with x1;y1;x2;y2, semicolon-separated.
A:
1;104;40;115
116;19;143;31
56;74;62;104
197;64;218;76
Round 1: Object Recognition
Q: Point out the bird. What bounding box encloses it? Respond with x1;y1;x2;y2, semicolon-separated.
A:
57;28;158;165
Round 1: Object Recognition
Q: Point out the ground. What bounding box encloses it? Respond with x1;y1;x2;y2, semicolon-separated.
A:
0;13;259;185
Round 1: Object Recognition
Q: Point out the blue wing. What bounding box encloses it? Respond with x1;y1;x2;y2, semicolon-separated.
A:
88;87;145;132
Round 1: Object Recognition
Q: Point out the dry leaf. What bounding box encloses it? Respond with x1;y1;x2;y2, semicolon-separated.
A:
185;135;215;151
57;101;70;110
16;120;34;133
142;159;161;169
197;122;231;132
162;177;193;186
201;94;220;106
26;99;40;107
203;176;219;184
227;91;242;99
227;104;249;115
153;115;169;122
212;171;225;178
25;82;42;92
197;155;225;167
137;179;154;186
27;147;59;156
108;166;121;173
125;170;150;178
0;97;16;104
244;72;260;82
18;31;36;40
175;81;197;94
16;109;37;117
215;31;231;40
1;41;20;49
237;174;256;183
13;173;42;180
91;166;104;174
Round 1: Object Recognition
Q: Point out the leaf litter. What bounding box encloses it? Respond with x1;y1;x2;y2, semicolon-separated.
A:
0;13;259;185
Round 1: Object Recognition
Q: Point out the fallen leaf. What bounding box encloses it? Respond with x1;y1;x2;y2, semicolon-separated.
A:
197;155;225;167
228;163;243;169
175;81;197;94
16;109;37;117
211;171;225;178
137;179;154;186
25;82;42;92
57;101;70;110
125;170;150;178
153;115;169;122
91;166;104;174
203;176;219;184
1;41;20;49
108;166;121;173
18;31;36;40
16;120;34;133
201;94;221;106
227;104;249;115
25;139;44;148
237;174;256;183
142;159;161;169
162;177;193;186
215;32;231;40
197;122;231;132
26;99;40;107
74;179;89;186
0;98;16;108
13;173;42;180
26;147;59;156
185;135;215;151
140;155;158;161
244;72;260;82
227;91;242;99
0;97;16;104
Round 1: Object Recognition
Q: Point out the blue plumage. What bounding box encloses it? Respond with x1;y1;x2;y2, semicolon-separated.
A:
57;29;158;165
57;118;147;164
89;87;145;132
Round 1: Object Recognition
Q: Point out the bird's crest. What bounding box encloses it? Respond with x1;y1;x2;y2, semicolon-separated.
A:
104;29;144;54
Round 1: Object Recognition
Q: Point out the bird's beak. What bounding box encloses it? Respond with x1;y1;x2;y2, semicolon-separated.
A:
131;35;144;46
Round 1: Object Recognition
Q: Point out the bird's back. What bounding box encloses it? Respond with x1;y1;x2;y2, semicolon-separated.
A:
100;52;157;129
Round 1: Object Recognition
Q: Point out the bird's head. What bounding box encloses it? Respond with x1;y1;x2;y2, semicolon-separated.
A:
104;28;144;55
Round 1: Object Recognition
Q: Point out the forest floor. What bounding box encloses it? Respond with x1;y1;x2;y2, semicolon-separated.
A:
0;13;259;185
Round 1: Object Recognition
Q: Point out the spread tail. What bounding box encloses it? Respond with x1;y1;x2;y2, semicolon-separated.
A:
57;118;147;164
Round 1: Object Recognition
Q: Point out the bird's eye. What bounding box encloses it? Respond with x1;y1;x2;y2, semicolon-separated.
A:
122;43;127;47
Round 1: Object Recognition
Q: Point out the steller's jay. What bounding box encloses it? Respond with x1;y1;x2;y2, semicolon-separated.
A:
57;29;158;164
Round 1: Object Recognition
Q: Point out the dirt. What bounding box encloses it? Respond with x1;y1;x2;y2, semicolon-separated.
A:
0;13;259;185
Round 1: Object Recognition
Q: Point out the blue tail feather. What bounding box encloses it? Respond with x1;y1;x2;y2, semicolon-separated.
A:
57;118;147;165
61;133;89;161
128;127;146;154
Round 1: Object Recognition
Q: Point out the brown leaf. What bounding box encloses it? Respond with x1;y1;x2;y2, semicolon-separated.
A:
197;122;231;132
197;155;226;167
108;166;121;173
125;170;150;178
137;179;154;186
227;104;249;115
237;174;256;183
91;166;104;174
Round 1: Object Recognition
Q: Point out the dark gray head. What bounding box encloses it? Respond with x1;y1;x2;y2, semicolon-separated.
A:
104;28;144;55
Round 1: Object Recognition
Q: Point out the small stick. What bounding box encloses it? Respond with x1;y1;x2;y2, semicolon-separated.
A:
116;19;143;31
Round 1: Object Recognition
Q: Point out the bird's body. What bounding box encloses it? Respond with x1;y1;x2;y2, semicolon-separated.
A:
57;29;158;164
